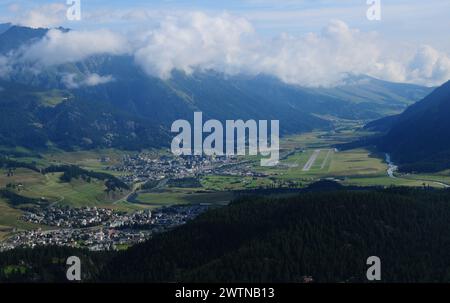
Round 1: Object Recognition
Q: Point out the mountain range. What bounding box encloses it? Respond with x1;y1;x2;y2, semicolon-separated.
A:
0;24;433;151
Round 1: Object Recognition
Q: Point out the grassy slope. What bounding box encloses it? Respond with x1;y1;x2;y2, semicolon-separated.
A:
0;168;128;207
0;167;131;240
42;149;130;176
0;198;46;240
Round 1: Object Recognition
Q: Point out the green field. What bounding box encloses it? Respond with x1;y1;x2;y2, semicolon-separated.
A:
0;168;128;207
1;127;450;242
0;167;131;240
0;150;136;240
0;168;44;188
0;198;46;240
42;149;129;176
35;90;72;108
201;175;274;191
134;189;234;208
252;130;449;188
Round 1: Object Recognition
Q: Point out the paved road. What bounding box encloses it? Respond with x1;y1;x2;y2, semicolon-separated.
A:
320;149;332;169
302;149;321;172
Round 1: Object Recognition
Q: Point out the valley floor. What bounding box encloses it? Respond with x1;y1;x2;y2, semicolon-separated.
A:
1;122;450;244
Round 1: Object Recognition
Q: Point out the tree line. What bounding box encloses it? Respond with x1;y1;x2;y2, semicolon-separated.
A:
2;186;450;282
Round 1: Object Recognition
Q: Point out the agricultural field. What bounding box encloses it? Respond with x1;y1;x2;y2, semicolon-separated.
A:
0;166;132;240
0;147;133;174
0;198;47;240
42;149;130;176
1;126;449;242
134;189;234;208
253;130;449;188
0;168;44;188
201;175;274;191
135;129;433;207
134;128;450;208
0;168;129;207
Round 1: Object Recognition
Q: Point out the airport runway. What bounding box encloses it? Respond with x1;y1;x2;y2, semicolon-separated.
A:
320;149;332;169
302;149;321;171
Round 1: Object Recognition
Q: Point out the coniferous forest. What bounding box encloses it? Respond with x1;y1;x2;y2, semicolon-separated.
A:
2;186;450;283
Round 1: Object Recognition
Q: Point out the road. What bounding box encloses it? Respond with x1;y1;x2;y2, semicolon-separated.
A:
112;181;145;205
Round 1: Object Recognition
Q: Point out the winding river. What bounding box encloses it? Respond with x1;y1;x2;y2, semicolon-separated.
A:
385;153;450;188
385;153;398;179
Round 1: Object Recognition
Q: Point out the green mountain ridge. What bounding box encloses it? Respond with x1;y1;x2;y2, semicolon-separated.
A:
368;80;450;172
0;24;433;151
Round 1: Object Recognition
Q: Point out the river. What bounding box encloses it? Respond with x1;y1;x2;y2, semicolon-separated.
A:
385;153;398;179
385;153;450;188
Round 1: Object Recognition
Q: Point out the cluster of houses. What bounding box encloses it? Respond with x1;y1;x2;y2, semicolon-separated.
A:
21;206;118;228
0;205;209;252
110;153;267;185
0;227;151;251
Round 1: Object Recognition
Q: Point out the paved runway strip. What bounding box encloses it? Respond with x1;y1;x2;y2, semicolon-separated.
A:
302;149;321;171
320;149;333;169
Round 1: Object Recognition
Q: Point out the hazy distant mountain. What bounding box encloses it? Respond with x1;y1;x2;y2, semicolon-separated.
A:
373;81;450;172
0;23;11;35
0;25;433;151
0;24;48;54
309;75;433;116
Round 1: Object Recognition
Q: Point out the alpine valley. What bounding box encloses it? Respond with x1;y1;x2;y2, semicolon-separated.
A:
1;18;450;285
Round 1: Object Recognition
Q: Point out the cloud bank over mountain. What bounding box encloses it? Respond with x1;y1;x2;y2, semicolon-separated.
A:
0;55;11;77
2;12;450;87
8;3;67;29
62;73;115;89
19;29;129;66
134;12;256;80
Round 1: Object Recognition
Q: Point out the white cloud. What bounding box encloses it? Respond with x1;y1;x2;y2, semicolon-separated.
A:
134;12;256;79
3;11;450;87
0;55;12;78
61;73;78;89
255;20;384;87
406;46;450;86
14;4;66;29
131;14;450;87
19;29;129;66
84;73;115;86
62;73;115;89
